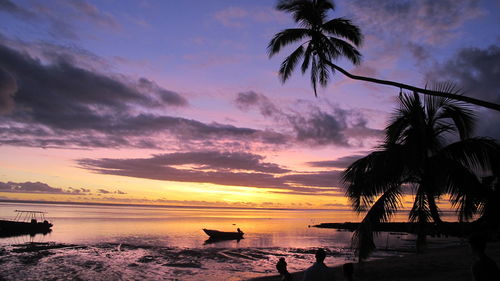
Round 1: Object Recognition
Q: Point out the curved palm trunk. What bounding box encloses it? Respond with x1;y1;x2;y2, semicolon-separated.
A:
324;61;500;111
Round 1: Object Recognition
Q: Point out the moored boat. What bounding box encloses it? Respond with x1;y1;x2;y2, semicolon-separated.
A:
0;210;53;237
202;228;244;239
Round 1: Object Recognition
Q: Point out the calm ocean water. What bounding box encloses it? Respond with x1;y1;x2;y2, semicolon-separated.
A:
0;202;460;280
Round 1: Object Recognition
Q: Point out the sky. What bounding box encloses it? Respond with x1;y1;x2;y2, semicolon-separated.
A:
0;0;499;210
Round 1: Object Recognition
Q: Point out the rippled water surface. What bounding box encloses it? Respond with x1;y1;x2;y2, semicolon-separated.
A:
0;202;459;280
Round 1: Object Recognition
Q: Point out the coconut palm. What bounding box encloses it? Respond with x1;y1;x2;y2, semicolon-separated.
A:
342;90;500;260
268;0;500;111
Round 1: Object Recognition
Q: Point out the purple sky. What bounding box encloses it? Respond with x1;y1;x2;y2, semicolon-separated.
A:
0;0;499;209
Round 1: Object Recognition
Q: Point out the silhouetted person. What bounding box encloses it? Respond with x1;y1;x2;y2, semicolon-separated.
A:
237;228;242;233
343;263;354;281
470;233;500;281
276;257;293;281
303;248;331;281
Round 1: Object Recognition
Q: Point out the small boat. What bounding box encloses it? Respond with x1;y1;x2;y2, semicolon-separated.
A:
0;210;53;237
202;228;244;240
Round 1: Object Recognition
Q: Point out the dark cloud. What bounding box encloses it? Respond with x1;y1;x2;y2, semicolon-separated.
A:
0;41;291;149
0;0;35;19
288;110;350;146
96;188;126;195
426;45;500;139
0;181;90;195
0;42;187;119
118;151;290;173
77;151;343;194
407;42;431;64
281;171;343;188
235;92;382;147
307;154;366;169
235;91;279;117
138;78;188;107
0;66;17;114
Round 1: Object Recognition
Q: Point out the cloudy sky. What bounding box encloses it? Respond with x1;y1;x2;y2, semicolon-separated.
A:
1;0;499;209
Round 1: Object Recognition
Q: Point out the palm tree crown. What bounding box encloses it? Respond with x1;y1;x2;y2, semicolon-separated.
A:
268;0;362;96
343;91;499;260
269;0;500;111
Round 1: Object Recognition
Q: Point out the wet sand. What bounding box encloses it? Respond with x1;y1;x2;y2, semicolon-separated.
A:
247;242;500;281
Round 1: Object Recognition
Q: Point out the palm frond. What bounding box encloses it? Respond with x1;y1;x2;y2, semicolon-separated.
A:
310;55;318;97
318;57;330;86
279;46;305;82
322;17;363;46
327;37;361;65
386;92;421;140
277;0;334;27
352;186;401;261
343;147;407;211
301;44;313;73
409;187;432;224
438;137;500;172
267;28;310;57
437;103;476;140
430;150;490;221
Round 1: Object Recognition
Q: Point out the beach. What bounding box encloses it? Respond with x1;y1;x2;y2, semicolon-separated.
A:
248;242;500;281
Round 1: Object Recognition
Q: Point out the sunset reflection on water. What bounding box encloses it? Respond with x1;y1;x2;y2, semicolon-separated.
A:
0;202;456;249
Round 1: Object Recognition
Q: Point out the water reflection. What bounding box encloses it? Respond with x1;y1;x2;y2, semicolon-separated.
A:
0;202;458;249
204;237;243;245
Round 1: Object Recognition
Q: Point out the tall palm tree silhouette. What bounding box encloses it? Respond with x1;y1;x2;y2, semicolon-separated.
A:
343;89;500;260
268;0;500;111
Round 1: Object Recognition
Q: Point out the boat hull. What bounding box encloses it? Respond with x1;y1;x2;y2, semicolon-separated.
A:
0;220;53;237
202;229;244;239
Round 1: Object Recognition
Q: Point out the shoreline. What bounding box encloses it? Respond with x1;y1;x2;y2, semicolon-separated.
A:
246;242;500;281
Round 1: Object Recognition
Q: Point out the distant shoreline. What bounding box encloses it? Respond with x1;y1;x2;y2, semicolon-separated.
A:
314;222;476;237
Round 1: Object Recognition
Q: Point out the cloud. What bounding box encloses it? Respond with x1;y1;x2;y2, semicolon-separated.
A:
0;0;35;20
281;171;343;188
0;66;17;114
426;45;500;139
78;150;343;194
78;151;290;189
344;0;482;46
0;181;90;195
138;78;188;107
307;154;367;169
235;92;382;147
65;0;119;30
235;91;279;118
2;1;121;40
0;40;292;149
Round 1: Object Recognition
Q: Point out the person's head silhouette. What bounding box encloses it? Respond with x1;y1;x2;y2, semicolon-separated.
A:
276;257;288;274
315;248;326;263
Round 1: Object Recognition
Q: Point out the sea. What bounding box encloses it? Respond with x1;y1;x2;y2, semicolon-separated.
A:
0;202;461;281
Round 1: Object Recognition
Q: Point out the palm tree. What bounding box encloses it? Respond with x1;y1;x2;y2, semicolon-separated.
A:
268;0;500;111
342;90;500;261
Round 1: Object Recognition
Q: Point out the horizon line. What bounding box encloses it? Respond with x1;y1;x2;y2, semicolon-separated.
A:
0;198;352;212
